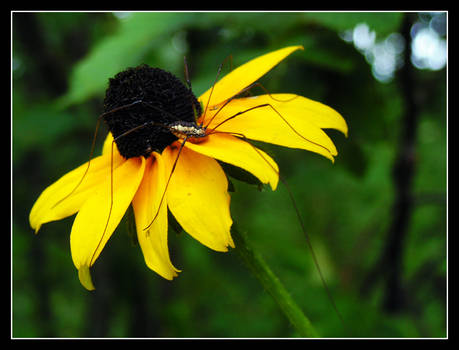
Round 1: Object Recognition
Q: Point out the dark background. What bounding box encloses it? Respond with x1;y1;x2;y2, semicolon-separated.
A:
12;12;447;338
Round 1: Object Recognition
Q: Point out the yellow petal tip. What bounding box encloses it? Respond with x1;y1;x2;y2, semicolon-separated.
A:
165;271;180;281
78;265;95;291
285;45;304;55
270;175;279;191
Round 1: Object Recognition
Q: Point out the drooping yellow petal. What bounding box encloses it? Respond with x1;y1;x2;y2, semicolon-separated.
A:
184;133;279;190
199;46;304;108
29;150;125;233
203;94;345;161
70;156;145;290
132;153;180;280
162;145;233;252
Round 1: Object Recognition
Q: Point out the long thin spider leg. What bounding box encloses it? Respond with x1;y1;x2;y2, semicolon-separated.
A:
53;100;178;210
103;99;189;128
143;136;189;232
206;103;333;156
89;138;116;267
203;82;257;128
50;117;103;210
240;81;300;103
184;56;192;90
88;122;173;266
112;120;169;140
99;100;145;120
208;129;346;328
203;81;299;130
202;63;224;127
183;57;200;123
200;53;238;127
87;118;181;266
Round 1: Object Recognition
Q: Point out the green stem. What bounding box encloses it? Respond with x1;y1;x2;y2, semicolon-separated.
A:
232;226;319;338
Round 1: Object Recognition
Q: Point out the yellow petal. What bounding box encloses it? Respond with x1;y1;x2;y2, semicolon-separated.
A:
199;46;304;107
162;145;233;252
78;265;95;291
204;94;343;161
184;133;279;190
277;94;348;137
70;156;145;289
29;151;125;233
132;153;180;280
102;132;122;156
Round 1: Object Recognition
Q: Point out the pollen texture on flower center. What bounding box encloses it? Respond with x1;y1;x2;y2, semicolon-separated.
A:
103;65;202;158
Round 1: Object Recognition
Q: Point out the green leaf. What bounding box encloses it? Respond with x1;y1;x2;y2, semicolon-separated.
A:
56;12;196;108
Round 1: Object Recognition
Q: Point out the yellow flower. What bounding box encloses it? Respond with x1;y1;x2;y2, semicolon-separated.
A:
29;46;348;290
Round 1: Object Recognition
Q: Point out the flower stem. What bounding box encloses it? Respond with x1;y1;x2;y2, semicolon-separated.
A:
231;226;319;338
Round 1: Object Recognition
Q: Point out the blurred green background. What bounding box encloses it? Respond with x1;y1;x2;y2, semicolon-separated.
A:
12;12;447;338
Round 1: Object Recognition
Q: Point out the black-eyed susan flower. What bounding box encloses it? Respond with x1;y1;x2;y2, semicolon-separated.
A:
29;46;348;291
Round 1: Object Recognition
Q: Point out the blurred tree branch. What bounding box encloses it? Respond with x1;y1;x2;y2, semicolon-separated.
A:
383;12;420;313
361;13;420;314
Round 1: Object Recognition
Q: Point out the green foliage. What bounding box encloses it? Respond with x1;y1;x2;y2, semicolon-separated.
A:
303;12;404;36
12;12;447;338
57;13;200;108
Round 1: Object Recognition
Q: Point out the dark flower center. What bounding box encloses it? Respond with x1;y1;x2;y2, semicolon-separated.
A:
103;64;202;158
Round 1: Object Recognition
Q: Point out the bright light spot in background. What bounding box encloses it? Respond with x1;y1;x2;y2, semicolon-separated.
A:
340;13;446;83
411;26;447;70
352;23;376;51
342;22;404;83
369;33;405;83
